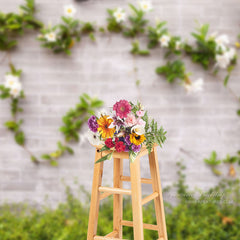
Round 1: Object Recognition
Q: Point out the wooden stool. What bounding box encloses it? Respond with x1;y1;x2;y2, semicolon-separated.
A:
87;145;168;240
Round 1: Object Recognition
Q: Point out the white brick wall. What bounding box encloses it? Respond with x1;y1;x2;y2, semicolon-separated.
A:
0;0;239;206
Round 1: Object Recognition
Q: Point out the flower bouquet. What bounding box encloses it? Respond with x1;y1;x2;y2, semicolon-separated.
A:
87;100;166;163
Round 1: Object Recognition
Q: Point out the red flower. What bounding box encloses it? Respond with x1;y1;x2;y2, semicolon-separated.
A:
105;138;115;148
115;141;125;152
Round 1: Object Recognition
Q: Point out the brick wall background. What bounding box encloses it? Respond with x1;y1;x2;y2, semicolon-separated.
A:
0;0;239;206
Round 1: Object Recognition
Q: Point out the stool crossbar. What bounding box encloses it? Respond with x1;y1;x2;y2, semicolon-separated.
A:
87;145;168;240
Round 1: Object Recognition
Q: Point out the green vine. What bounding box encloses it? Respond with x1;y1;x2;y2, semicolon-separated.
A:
0;0;239;166
0;0;42;51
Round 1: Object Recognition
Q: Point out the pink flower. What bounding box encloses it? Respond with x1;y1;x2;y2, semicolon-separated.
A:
136;110;145;117
113;100;131;119
125;113;137;127
137;118;146;127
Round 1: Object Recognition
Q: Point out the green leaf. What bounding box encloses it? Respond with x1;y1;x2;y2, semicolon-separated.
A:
98;146;110;152
129;151;138;163
224;74;230;87
31;155;39;164
15;131;25;145
95;152;113;164
5;121;18;131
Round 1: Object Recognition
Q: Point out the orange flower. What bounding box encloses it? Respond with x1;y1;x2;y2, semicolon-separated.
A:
97;115;115;139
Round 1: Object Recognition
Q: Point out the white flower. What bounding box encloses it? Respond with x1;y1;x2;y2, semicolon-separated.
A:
45;32;57;42
184;78;204;93
175;40;181;50
4;74;20;89
159;35;170;48
113;8;126;23
10;81;22;98
215;34;230;46
139;0;153;12
87;130;102;146
64;5;77;17
226;48;236;60
215;34;229;52
131;125;145;135
216;53;230;69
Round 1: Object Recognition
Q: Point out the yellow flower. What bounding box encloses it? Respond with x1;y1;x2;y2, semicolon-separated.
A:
235;42;240;48
97;115;115;139
129;133;146;145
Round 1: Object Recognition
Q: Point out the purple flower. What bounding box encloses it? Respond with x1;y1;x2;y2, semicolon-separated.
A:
131;144;141;153
125;135;131;146
113;116;124;127
124;145;130;152
88;115;98;132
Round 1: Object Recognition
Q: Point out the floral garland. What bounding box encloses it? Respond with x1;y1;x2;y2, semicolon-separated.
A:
87;100;166;163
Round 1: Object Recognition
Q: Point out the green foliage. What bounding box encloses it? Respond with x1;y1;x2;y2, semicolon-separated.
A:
156;60;186;83
60;93;104;142
147;21;168;48
106;9;124;33
184;23;216;69
41;141;74;166
142;111;167;154
123;4;148;37
0;164;240;240
0;0;42;51
5;120;25;146
204;151;240;176
130;40;150;56
204;151;222;176
37;17;95;55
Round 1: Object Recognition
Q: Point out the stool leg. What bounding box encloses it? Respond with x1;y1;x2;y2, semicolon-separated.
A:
149;147;168;240
130;157;144;240
87;150;104;240
113;158;123;238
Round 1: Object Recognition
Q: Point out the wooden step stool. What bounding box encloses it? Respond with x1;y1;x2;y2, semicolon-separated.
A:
87;145;168;240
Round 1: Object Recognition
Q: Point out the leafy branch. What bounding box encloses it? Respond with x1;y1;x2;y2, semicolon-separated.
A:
0;0;42;51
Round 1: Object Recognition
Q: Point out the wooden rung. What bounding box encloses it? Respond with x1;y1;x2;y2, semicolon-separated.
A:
120;176;152;184
105;230;118;237
121;220;158;231
142;192;159;205
94;236;127;240
99;186;132;195
99;192;112;200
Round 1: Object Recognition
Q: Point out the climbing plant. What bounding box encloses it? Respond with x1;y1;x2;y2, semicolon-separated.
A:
0;0;239;166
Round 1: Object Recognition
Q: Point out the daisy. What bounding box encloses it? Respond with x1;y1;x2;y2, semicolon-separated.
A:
4;74;20;89
113;8;126;23
160;35;170;48
10;81;22;98
64;5;77;17
139;0;153;12
45;32;57;42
